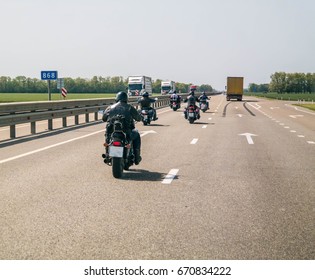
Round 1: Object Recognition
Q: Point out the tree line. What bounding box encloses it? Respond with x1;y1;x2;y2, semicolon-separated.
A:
0;76;213;94
249;72;315;93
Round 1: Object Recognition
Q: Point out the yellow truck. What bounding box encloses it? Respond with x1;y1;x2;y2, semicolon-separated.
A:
226;77;244;101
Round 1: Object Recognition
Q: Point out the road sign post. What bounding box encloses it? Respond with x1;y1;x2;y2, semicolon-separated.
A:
41;71;58;101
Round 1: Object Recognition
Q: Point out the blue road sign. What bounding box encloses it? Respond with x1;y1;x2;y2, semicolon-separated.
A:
41;71;58;80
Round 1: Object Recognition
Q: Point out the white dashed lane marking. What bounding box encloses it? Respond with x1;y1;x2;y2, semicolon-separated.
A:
162;169;179;184
190;138;198;144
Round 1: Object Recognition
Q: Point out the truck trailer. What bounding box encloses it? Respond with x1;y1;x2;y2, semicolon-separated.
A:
161;80;176;94
127;76;152;96
226;77;244;101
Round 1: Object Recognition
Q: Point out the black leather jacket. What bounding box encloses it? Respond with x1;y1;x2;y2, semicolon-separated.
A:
102;101;141;130
138;97;156;108
184;94;199;106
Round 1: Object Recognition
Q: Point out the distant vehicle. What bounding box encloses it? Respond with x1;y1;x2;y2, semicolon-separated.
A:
226;77;244;101
161;80;176;94
128;76;152;96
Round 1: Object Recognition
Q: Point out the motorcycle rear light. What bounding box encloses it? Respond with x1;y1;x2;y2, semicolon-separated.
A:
113;141;122;146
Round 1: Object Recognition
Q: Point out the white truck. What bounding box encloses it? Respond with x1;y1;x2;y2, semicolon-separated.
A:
161;80;176;94
127;76;152;96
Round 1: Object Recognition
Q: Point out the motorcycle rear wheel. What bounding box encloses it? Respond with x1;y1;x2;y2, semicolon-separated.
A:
112;157;123;178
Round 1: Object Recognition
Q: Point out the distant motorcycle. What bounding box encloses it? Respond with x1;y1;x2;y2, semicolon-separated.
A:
199;100;209;112
170;100;180;111
102;115;135;178
139;108;154;125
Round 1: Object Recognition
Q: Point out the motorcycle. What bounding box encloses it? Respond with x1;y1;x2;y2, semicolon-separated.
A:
102;115;135;178
170;100;180;111
185;105;200;124
139;108;154;125
199;100;209;112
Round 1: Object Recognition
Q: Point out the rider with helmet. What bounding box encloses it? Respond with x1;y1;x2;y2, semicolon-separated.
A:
137;92;158;121
102;91;142;165
169;90;181;107
184;90;200;119
199;91;210;108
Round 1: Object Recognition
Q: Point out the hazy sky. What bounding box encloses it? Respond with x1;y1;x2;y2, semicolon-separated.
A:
1;0;314;90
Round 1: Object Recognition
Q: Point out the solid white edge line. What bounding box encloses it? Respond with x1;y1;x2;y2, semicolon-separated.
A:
0;130;105;164
1;125;159;164
162;169;179;184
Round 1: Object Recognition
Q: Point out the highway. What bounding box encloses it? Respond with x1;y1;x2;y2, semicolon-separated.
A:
0;94;314;260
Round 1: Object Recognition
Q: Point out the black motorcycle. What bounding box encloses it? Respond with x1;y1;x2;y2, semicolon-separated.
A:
170;100;180;111
102;115;134;178
185;105;200;124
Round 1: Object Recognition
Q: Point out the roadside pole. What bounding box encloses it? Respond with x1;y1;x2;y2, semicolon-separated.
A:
41;70;58;101
47;80;51;101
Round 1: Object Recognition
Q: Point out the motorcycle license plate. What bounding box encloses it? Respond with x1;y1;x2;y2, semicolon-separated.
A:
109;146;124;158
189;112;194;117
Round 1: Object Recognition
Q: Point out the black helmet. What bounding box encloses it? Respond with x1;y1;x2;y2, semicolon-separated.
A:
142;92;149;97
115;91;128;103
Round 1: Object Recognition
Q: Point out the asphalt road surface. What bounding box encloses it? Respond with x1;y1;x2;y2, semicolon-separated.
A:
0;95;314;260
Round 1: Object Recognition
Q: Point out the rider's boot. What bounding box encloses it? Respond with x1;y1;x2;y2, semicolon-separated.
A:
134;149;142;165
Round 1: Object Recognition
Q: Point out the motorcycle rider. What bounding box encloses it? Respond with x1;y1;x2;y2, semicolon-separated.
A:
184;90;200;119
169;90;181;108
137;92;158;121
102;91;142;165
199;91;210;109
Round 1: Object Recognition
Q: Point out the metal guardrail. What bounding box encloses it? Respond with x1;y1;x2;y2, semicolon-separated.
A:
0;94;188;139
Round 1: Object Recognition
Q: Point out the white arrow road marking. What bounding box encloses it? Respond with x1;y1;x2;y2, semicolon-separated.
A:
140;130;157;137
285;104;315;116
190;138;198;144
162;169;179;184
202;125;207;128
208;117;212;120
239;133;257;145
298;135;305;138
289;115;304;119
307;141;315;145
237;114;243;117
250;103;261;109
